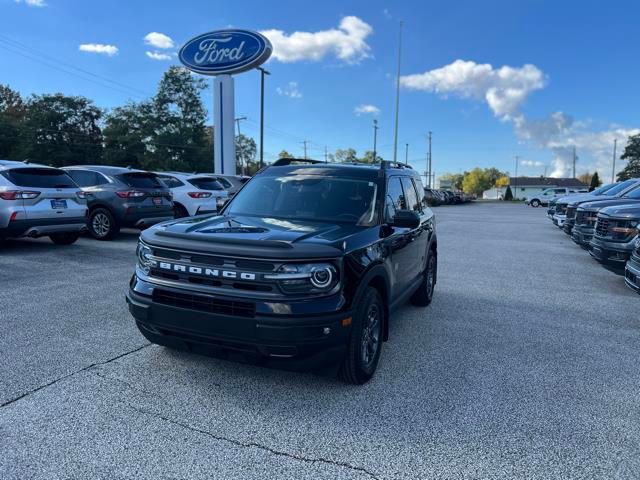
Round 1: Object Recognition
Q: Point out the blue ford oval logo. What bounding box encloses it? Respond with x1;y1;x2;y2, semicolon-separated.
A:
179;29;272;75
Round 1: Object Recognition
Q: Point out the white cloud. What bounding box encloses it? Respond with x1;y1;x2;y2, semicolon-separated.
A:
354;104;380;116
276;81;302;99
144;32;175;49
78;44;119;57
515;113;640;178
261;16;372;64
146;51;172;61
401;58;640;178
15;0;46;7
400;59;545;119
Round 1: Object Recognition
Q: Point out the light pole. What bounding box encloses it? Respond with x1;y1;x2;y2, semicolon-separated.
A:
258;67;270;169
405;143;409;165
372;119;379;163
514;155;519;200
392;20;403;163
235;116;247;175
612;138;618;183
427;131;432;188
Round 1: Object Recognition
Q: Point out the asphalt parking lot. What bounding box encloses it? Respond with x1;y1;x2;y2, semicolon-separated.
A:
2;203;639;479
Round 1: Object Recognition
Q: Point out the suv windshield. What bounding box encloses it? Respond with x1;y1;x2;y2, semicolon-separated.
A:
118;172;163;189
592;183;615;195
622;184;640;199
226;174;378;225
1;168;76;188
604;179;637;196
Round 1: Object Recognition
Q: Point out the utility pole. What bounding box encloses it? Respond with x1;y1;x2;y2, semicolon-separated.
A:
392;20;403;163
235;116;247;175
372;119;379;163
572;146;577;178
612;138;618;183
301;140;309;159
544;164;549;177
405;143;409;165
324;145;328;163
514;155;519;198
427;131;432;188
258;67;270;169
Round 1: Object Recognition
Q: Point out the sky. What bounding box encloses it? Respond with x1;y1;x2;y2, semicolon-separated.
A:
1;0;639;182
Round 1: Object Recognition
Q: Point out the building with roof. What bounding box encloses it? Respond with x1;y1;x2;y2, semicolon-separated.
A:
508;177;587;200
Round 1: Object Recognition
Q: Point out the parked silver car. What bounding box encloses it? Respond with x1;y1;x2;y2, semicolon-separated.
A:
0;160;87;244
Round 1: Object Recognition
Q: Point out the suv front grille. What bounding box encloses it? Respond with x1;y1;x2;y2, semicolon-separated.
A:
153;289;256;318
556;204;567;215
566;207;576;220
595;217;610;237
575;210;587;225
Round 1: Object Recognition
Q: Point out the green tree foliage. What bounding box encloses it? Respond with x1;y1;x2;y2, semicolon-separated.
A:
439;172;465;190
103;66;211;172
0;84;25;159
462;168;492;195
359;150;383;163
278;149;294;159
236;134;257;175
495;175;510;187
590;171;601;190
617;134;640;181
334;148;358;163
503;185;514;201
17;93;103;166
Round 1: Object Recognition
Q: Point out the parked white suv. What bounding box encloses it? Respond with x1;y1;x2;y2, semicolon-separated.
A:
0;160;87;244
527;187;588;207
155;172;229;218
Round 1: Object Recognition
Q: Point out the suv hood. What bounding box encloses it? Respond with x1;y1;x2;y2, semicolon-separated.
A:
579;198;640;212
597;203;640;219
140;214;357;259
559;193;602;206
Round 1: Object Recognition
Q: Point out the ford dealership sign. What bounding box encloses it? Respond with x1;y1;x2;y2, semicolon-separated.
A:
179;29;272;76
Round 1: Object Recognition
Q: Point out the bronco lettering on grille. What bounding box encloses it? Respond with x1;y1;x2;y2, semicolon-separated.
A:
158;262;256;280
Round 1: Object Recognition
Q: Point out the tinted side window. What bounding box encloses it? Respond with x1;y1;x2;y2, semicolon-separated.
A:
412;177;426;211
401;177;420;212
385;177;406;221
68;170;99;187
188;178;224;190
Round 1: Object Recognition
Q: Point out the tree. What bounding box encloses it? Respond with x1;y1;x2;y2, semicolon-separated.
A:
504;185;514;201
17;93;103;166
440;172;464;190
359;150;383;163
236;134;257;175
0;85;25;159
462;168;492;195
590;172;601;190
484;167;507;187
334;148;358;163
617;134;640;181
278;149;294;159
103;101;153;169
103;66;211;172
577;172;592;185
495;176;510;187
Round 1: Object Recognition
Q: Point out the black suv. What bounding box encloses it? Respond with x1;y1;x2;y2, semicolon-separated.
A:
127;159;438;384
63;166;174;240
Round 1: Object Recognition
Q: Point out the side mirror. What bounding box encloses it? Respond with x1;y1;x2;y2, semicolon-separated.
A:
391;210;420;229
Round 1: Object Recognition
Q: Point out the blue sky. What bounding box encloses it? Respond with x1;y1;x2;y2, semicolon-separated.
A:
2;0;639;181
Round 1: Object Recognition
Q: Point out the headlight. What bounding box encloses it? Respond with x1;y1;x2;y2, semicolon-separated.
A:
265;263;339;295
136;242;156;274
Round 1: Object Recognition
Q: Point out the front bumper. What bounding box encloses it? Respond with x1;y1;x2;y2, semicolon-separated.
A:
1;217;87;239
571;225;594;247
588;236;636;265
553;214;566;227
624;254;640;293
562;220;575;235
126;277;352;369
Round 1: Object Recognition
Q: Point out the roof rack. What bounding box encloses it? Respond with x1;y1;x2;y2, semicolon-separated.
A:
379;160;414;170
271;158;324;167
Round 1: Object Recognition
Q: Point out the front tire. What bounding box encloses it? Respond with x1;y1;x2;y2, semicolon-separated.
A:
531;199;540;207
411;252;437;306
49;232;80;245
89;208;119;240
339;287;384;385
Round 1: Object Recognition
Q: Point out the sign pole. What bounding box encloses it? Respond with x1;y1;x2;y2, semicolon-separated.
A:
213;75;236;176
